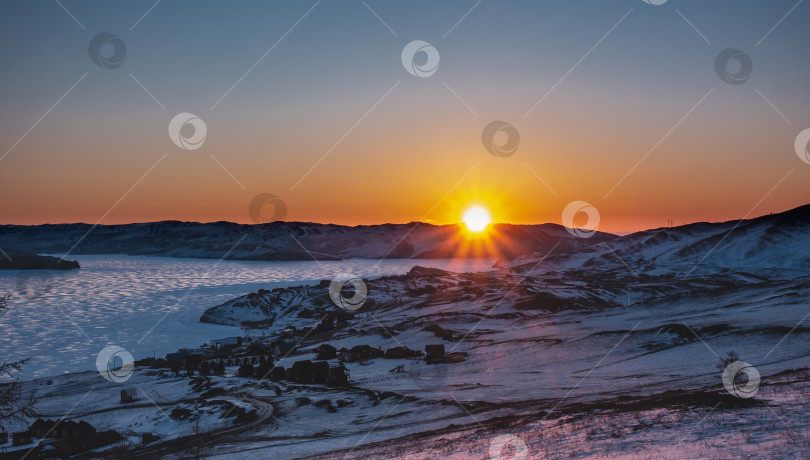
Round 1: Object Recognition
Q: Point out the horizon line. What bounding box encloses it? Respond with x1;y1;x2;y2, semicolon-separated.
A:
0;201;803;236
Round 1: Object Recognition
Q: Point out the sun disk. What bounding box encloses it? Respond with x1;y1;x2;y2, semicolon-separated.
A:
463;206;491;232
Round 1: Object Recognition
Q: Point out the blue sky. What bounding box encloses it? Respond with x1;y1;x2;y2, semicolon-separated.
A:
0;0;808;231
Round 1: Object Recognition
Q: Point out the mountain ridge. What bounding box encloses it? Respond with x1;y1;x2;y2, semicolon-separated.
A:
0;220;616;262
2;203;809;264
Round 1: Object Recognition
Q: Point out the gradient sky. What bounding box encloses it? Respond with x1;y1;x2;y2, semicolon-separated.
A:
1;0;808;233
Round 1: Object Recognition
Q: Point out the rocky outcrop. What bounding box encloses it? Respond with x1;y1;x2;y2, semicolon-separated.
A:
0;250;79;269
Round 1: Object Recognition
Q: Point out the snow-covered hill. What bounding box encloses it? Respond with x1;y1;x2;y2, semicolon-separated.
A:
0;221;615;261
508;203;810;277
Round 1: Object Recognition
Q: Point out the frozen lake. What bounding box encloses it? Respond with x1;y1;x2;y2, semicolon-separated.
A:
0;255;497;380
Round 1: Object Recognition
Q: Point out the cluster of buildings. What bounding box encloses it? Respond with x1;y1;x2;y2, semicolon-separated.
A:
0;332;469;457
317;343;459;364
128;333;464;386
3;419;124;458
132;336;246;375
267;360;350;386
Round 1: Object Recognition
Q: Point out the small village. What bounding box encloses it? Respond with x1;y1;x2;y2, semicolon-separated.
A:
0;324;468;458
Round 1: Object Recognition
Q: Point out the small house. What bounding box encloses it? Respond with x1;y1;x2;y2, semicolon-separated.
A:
165;352;187;369
327;365;349;386
337;347;354;363
291;360;313;383
211;337;242;349
134;357;155;367
270;366;286;381
255;362;275;380
76;421;95;436
12;431;32;446
121;388;137;403
338;345;384;362
53;420;94;439
425;344;446;364
55;421;79;439
29;418;55;437
385;346;422;359
273;341;297;359
46;430;123;456
310;361;330;384
184;354;203;368
315;344;337;360
284;367;295;381
351;345;384;361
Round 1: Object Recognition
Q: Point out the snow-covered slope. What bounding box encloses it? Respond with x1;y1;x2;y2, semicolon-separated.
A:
188;205;810;458
509;203;810;277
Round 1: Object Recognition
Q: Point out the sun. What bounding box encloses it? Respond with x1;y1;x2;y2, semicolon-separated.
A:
463;206;491;232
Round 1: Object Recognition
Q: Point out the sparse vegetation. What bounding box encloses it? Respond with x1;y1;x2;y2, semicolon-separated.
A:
0;292;37;432
716;350;741;372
